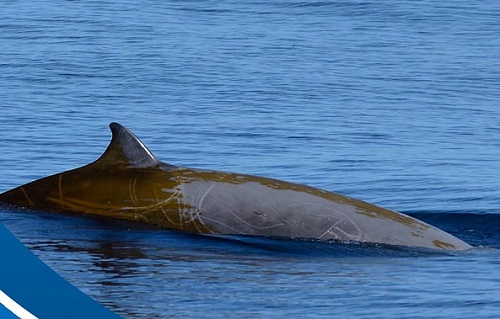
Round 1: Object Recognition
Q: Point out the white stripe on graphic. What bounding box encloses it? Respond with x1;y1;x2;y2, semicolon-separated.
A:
0;290;38;319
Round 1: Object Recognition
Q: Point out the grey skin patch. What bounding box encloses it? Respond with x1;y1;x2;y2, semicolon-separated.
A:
176;180;470;250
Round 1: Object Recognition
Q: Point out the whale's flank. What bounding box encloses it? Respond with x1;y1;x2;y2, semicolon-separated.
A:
0;123;472;251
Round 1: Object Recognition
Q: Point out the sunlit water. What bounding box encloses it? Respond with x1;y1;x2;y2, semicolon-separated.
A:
0;0;499;318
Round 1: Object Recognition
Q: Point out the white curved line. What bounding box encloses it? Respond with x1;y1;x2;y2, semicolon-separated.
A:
197;182;216;209
319;220;343;240
0;289;39;319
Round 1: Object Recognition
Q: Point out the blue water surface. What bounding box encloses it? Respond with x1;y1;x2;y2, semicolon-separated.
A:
0;0;499;318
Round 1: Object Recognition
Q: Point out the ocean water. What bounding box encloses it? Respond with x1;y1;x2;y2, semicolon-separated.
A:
0;0;499;318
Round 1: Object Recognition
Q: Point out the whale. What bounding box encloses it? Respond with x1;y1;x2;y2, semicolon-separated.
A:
0;123;471;251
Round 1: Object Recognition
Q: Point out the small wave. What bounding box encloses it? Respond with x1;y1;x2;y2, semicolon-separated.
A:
204;234;452;257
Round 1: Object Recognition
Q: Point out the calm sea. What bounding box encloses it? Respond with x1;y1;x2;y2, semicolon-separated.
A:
0;0;499;318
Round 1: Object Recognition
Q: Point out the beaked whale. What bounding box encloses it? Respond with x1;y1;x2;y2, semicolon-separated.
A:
0;123;471;251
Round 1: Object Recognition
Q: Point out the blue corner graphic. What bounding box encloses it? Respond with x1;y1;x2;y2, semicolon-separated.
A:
0;223;123;319
0;300;21;319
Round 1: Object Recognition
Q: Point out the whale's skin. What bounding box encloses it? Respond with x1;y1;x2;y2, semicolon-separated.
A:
0;123;471;251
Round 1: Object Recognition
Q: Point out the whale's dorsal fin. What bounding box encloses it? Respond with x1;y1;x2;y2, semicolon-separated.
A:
95;122;159;168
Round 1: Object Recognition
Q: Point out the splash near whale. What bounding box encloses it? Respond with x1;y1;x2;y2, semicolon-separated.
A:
0;123;471;251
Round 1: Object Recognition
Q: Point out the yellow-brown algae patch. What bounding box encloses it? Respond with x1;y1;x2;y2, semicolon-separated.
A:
433;240;456;249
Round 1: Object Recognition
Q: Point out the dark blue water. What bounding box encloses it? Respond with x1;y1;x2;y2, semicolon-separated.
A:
1;0;499;318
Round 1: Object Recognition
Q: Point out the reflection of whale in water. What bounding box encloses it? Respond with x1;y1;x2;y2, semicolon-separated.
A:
0;123;471;251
